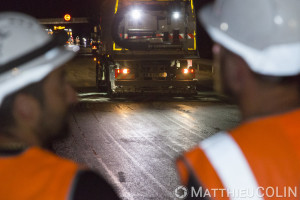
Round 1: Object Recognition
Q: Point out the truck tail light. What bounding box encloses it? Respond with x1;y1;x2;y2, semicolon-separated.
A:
115;69;121;78
180;68;195;79
122;68;130;74
183;68;189;74
115;68;130;78
182;68;195;74
190;68;195;78
191;68;196;78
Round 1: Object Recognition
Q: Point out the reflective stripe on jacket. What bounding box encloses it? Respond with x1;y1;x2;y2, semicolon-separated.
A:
177;109;300;200
0;147;79;200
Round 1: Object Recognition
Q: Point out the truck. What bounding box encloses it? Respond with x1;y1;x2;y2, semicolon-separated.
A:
96;0;199;95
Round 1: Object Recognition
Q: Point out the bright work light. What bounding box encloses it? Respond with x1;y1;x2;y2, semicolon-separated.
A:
131;10;142;20
173;12;180;19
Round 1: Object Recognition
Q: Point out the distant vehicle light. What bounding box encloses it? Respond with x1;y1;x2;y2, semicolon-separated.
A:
54;26;65;30
131;10;142;20
93;57;97;62
92;46;97;50
64;14;71;22
173;12;180;19
183;68;189;74
190;69;194;73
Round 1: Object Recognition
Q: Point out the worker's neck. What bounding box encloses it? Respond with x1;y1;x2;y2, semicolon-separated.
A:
0;128;41;149
239;86;300;121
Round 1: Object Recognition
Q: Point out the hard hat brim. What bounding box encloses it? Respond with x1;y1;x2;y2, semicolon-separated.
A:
0;45;79;105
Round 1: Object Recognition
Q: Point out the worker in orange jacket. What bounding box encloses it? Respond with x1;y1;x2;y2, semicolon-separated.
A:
176;0;300;199
0;12;119;199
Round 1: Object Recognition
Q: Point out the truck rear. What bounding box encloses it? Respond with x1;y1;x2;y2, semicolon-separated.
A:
97;0;199;95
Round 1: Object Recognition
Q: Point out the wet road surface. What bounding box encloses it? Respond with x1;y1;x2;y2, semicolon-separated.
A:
53;56;240;199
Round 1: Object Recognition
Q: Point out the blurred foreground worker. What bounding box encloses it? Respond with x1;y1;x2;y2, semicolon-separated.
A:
0;12;119;200
177;0;300;199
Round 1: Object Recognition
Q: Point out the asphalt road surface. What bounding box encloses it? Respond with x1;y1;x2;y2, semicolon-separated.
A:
53;56;240;200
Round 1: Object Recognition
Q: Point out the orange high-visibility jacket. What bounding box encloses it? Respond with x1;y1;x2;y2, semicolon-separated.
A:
177;109;300;200
0;147;79;200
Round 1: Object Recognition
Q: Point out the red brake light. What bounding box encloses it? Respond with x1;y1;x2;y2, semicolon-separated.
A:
115;69;121;78
190;69;194;73
115;68;130;78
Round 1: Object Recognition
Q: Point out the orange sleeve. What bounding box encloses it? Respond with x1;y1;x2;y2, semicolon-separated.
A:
176;156;190;185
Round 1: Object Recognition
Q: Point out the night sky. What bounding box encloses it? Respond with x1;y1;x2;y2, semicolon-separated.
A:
1;0;102;18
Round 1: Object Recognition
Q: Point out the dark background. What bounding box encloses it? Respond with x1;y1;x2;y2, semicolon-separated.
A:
1;0;213;59
1;0;100;18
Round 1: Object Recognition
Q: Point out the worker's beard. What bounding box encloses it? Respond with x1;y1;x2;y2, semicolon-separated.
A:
37;106;73;150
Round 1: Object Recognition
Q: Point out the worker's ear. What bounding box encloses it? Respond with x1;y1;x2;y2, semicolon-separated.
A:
222;49;248;95
13;93;41;126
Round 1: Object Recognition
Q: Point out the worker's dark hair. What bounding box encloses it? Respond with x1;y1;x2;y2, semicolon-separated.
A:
0;80;45;135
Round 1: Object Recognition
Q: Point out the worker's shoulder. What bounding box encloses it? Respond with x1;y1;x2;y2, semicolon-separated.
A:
230;108;300;145
177;132;232;183
23;147;79;169
181;132;231;165
185;132;231;153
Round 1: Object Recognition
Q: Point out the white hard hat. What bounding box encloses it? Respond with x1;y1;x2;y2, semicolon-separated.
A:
199;0;300;76
0;12;79;106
